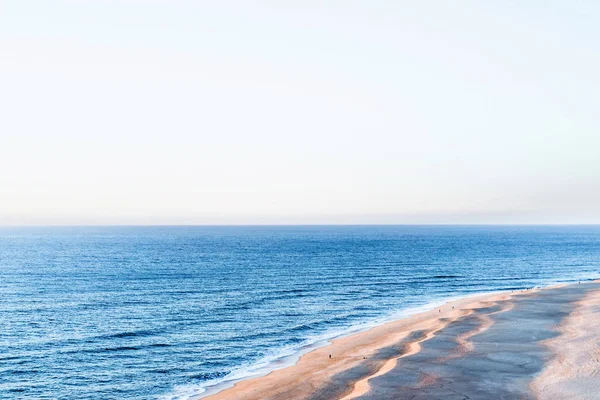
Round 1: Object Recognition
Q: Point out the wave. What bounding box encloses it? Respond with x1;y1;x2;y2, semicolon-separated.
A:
103;346;140;352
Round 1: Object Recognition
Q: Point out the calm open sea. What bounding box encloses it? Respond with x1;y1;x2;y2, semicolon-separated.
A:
1;225;599;399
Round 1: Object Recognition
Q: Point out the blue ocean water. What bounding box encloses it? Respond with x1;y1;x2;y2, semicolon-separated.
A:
1;225;600;399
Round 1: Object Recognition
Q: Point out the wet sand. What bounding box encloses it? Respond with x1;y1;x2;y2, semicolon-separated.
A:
202;281;600;400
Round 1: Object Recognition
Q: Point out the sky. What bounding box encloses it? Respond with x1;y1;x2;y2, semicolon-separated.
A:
1;1;599;225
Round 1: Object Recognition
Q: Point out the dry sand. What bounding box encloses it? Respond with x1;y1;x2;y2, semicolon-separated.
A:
532;285;600;399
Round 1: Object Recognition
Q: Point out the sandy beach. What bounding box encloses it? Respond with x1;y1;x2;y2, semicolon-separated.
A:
202;281;600;400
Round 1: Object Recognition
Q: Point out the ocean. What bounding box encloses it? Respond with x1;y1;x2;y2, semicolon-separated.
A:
1;225;599;399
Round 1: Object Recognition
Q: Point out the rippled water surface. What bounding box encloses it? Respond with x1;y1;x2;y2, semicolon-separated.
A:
1;225;599;399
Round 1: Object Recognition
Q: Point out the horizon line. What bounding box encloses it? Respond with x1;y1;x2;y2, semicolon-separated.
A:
2;223;600;228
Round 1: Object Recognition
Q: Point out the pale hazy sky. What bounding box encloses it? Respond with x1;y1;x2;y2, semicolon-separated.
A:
1;1;599;225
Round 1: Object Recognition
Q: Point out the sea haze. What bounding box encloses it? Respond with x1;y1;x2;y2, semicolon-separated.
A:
1;225;599;399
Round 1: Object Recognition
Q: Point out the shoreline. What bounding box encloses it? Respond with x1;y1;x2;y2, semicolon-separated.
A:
199;282;573;400
191;289;506;398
